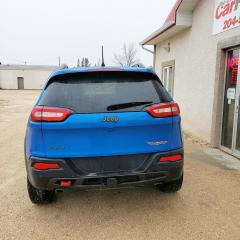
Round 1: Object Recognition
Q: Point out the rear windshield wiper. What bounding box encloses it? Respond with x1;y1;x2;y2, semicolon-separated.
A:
107;101;153;111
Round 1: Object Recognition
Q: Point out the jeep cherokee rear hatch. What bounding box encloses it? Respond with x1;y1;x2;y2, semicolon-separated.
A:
32;71;182;160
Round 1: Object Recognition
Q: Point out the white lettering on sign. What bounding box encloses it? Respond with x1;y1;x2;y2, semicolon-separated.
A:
213;0;240;34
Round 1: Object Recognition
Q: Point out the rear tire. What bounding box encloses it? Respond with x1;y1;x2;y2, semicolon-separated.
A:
27;179;55;204
158;174;183;193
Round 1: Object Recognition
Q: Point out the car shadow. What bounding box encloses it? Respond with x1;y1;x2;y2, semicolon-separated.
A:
34;185;183;221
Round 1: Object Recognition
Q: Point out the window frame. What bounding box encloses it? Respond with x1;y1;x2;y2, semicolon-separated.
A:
161;60;175;97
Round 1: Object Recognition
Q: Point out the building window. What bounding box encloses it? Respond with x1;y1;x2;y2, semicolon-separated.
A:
162;61;175;97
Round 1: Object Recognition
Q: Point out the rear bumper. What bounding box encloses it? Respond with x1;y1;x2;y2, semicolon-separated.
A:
26;149;183;190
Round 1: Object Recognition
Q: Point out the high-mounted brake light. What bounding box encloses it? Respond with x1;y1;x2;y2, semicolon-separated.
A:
147;102;180;118
33;163;60;170
30;107;72;122
159;154;182;162
88;68;122;72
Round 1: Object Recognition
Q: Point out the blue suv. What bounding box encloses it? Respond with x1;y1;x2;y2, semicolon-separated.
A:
25;67;183;204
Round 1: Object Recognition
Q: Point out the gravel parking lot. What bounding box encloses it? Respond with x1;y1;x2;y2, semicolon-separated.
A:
0;90;240;240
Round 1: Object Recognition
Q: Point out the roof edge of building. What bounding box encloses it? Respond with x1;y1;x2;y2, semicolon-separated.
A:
0;64;59;71
140;0;183;46
141;0;201;46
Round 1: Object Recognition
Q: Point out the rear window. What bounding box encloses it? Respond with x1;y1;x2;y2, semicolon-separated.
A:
38;71;172;113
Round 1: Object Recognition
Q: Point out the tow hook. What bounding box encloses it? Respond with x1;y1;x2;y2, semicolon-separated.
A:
60;180;72;187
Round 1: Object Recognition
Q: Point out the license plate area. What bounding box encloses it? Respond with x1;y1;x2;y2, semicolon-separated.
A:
69;154;150;174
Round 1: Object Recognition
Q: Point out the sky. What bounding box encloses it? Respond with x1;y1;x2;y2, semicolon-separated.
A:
0;0;176;67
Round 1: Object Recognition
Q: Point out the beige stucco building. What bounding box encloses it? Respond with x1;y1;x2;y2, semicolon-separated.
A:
0;65;58;90
141;0;240;158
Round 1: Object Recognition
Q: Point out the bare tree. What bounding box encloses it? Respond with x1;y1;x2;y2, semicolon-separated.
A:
80;57;91;67
77;58;80;68
113;43;140;67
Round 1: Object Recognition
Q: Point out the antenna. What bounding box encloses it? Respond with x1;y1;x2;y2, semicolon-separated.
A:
101;46;105;67
58;56;61;66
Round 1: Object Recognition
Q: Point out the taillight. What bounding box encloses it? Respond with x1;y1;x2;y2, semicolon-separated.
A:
33;163;60;170
30;107;72;122
159;154;182;162
147;102;180;118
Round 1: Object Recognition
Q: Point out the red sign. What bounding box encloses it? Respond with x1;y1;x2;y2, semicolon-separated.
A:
213;0;240;34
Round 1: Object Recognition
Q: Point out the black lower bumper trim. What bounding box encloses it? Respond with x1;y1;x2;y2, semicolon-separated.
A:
26;149;184;190
51;172;168;189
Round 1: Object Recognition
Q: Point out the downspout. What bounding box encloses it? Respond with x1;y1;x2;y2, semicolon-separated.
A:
141;45;154;54
141;45;156;69
153;45;156;70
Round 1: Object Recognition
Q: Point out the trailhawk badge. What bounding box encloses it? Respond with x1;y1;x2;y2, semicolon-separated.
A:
147;141;168;146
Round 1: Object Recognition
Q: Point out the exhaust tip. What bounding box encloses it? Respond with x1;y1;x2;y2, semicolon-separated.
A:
56;189;64;193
